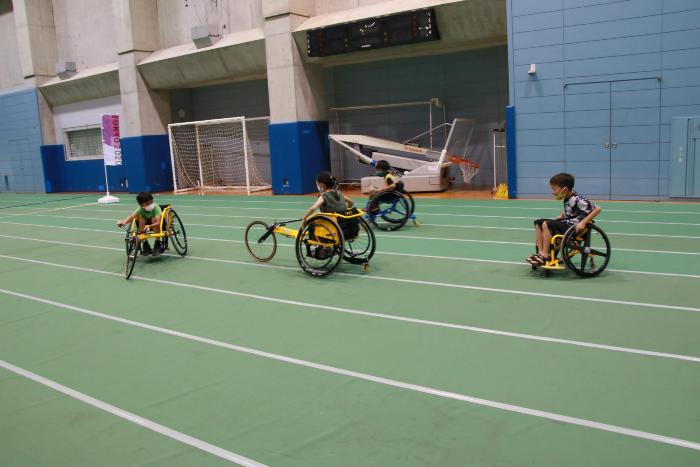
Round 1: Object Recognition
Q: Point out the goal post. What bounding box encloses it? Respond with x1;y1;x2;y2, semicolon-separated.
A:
168;116;272;195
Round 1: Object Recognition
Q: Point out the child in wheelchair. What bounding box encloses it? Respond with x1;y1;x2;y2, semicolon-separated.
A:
116;192;164;256
301;171;358;259
528;173;602;266
368;160;405;197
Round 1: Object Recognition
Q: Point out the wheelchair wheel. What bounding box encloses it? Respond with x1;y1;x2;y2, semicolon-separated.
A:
125;235;139;280
405;191;416;217
245;221;277;262
296;216;344;277
561;224;611;277
368;190;410;231
167;209;188;256
343;217;376;265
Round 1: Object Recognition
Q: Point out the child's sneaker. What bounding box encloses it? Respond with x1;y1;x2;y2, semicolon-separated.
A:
141;241;153;256
152;240;163;257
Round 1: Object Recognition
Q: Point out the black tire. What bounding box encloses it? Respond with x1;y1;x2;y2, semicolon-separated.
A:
561;224;611;277
167;209;188;256
405;191;416;216
245;221;277;262
343;217;376;265
368;190;410;231
295;216;344;277
125;235;139;280
124;223;136;254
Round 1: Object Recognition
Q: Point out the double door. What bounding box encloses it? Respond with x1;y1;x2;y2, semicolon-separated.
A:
564;78;661;199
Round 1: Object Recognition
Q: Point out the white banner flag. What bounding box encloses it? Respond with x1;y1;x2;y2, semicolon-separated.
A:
101;114;121;166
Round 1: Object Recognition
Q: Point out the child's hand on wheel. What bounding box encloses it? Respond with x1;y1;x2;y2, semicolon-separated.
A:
117;220;124;227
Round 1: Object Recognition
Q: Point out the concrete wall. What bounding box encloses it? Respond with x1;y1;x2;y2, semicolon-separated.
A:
314;0;395;16
507;0;700;200
157;0;264;48
0;88;44;192
53;0;118;70
53;94;122;145
326;46;508;187
0;1;25;90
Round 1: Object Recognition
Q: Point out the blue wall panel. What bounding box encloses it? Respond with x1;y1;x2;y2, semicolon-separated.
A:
269;121;330;195
41;135;171;194
0;88;44;193
508;0;700;198
41;145;127;193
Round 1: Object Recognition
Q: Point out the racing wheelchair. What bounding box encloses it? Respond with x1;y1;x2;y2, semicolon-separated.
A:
531;222;611;277
365;189;417;231
244;208;376;277
122;205;188;279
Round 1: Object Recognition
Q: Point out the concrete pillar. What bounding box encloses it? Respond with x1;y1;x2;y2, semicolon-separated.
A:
112;0;172;193
112;0;169;137
263;0;329;194
13;0;57;144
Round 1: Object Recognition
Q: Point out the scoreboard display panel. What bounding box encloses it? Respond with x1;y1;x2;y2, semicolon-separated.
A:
307;9;438;58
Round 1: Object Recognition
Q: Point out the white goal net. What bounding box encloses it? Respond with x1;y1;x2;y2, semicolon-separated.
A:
168;116;272;194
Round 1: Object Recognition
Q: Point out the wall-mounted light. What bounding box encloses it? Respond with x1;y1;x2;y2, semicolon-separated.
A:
191;24;221;48
56;61;77;79
528;63;537;76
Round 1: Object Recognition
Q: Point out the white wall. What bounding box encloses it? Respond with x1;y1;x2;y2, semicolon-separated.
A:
52;0;118;70
314;0;394;16
53;94;122;144
157;0;264;49
0;0;24;90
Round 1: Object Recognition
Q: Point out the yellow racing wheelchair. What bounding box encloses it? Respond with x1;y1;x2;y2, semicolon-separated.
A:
244;208;376;277
531;223;611;277
122;204;188;279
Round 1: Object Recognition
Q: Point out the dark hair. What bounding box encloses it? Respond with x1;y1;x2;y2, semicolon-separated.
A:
375;160;390;171
549;173;574;190
316;171;338;189
136;192;154;204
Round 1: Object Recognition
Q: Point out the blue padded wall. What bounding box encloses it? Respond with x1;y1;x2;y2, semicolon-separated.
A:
41;135;171;193
269;121;330;195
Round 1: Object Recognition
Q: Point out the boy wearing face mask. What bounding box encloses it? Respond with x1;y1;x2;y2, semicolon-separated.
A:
116;192;164;256
528;173;601;266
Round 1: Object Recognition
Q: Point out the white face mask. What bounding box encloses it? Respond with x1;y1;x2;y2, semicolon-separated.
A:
144;202;156;212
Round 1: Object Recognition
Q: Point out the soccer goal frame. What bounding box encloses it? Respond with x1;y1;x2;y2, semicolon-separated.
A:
168;116;272;195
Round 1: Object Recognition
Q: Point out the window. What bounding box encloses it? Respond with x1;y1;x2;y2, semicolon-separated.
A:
64;125;103;161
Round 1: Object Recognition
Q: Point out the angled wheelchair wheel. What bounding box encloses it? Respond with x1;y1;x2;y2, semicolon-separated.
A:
245;221;277;262
561;224;611;277
124;223;137;254
343;217;376;265
368;190;410;231
167;209;188;256
296;216;344;277
405;191;416;217
125;235;139;280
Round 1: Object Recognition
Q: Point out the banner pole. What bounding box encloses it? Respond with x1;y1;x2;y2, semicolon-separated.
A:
98;114;120;204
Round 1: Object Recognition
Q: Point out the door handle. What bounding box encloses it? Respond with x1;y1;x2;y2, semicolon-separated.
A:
611;143;618;149
603;143;610;149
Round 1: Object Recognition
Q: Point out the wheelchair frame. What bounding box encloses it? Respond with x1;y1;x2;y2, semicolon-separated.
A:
532;223;611;277
123;205;188;279
365;189;418;231
244;208;376;277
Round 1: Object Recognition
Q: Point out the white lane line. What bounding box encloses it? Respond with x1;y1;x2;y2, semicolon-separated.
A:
71;203;700;226
3;283;700;366
0;360;266;466
107;197;700;215
1;252;699;323
0;202;97;220
0;293;698;452
2;217;698;257
11;209;700;241
1;222;698;279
